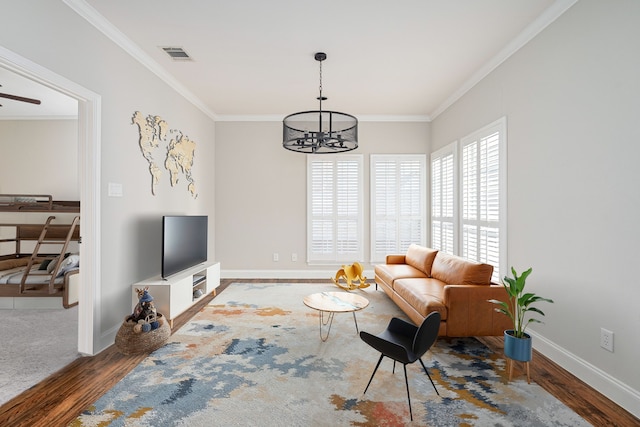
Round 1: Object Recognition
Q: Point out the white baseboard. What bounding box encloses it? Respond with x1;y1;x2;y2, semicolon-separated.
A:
0;298;14;309
530;330;640;419
221;269;375;280
0;296;64;309
98;322;121;355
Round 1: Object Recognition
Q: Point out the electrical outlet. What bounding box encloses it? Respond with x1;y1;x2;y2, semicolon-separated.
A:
600;328;614;352
291;253;297;262
273;253;279;262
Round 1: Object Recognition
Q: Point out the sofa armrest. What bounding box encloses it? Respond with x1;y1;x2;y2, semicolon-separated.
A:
442;284;512;336
385;254;406;264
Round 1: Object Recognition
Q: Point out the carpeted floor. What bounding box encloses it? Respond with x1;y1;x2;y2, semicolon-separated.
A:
73;283;589;426
0;306;80;405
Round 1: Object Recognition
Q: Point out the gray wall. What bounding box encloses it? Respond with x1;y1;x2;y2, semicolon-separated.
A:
0;120;78;198
431;0;640;414
215;120;429;275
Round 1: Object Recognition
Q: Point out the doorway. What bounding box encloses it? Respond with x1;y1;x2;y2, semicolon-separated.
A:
0;45;100;355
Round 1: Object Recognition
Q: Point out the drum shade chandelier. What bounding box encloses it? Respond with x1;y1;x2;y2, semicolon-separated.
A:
283;52;358;154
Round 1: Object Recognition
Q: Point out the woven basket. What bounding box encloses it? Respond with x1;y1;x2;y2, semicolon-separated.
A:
115;313;171;355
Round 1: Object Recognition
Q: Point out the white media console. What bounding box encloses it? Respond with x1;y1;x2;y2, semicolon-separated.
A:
132;261;220;327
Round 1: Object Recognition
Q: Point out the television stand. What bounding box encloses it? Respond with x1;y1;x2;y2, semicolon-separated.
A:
132;261;220;328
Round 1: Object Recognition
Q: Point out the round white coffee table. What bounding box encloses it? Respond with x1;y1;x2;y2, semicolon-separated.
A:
303;291;369;342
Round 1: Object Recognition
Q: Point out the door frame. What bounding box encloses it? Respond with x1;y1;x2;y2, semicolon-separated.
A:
0;45;101;355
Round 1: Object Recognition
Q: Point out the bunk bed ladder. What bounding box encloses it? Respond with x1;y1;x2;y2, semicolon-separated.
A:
19;215;80;294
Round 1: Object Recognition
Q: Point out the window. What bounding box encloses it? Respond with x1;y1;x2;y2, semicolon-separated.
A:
430;117;507;283
370;154;426;263
460;118;506;282
307;155;363;264
430;143;457;255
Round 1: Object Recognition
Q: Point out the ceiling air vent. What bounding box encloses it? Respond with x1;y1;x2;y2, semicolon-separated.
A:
161;47;192;61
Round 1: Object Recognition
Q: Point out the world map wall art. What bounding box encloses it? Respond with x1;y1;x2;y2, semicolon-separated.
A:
132;111;198;198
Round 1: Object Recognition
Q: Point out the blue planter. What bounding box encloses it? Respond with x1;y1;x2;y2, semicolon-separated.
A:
504;330;532;362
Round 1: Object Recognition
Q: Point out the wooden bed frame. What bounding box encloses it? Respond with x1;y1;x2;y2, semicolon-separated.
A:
0;194;80;212
0;194;80;308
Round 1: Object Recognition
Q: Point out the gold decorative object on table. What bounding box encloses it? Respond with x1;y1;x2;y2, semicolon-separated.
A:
332;261;369;290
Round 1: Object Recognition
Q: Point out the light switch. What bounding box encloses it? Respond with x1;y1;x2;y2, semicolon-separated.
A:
108;182;123;197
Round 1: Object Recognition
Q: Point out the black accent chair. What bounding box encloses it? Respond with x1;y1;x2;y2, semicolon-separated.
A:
360;311;441;421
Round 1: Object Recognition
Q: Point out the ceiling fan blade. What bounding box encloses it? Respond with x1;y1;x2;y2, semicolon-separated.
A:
0;92;41;105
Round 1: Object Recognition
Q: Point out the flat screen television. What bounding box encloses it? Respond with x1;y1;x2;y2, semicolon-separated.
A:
162;215;208;279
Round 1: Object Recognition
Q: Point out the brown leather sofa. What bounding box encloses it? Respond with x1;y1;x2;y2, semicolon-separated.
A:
374;244;511;337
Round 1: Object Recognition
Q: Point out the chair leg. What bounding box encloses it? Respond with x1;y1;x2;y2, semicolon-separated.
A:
418;358;439;396
363;354;384;395
403;364;413;421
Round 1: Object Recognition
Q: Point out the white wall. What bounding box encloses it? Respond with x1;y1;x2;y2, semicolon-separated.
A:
0;120;78;198
215;120;429;274
431;0;640;416
1;1;216;352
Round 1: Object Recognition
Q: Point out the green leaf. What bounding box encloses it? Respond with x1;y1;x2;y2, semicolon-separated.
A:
492;266;553;337
526;307;546;316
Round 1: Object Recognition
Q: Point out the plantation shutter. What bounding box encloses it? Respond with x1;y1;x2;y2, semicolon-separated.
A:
370;155;426;262
307;155;363;263
430;143;456;254
460;118;506;282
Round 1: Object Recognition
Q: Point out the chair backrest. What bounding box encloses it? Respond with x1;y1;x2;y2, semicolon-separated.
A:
413;311;441;357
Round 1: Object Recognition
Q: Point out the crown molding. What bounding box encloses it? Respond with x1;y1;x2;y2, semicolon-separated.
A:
430;0;579;119
63;0;220;121
0;115;78;121
216;114;431;123
64;0;575;125
356;115;431;123
215;115;286;122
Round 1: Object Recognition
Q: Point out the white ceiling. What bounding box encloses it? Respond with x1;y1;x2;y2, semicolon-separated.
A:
1;0;576;120
0;67;78;119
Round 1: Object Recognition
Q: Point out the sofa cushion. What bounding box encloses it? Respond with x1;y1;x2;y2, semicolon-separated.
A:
393;278;448;320
431;252;493;286
375;264;427;289
405;244;438;276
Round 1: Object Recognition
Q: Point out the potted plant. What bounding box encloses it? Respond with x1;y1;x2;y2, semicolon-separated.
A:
488;267;554;362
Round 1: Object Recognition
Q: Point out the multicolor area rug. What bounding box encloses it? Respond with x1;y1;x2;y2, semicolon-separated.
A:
73;283;588;426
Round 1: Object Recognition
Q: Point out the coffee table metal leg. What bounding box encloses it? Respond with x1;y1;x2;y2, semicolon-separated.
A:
317;310;361;341
319;310;335;342
352;311;359;333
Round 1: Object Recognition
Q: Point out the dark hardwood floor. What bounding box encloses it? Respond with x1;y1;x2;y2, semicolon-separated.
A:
1;279;638;426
